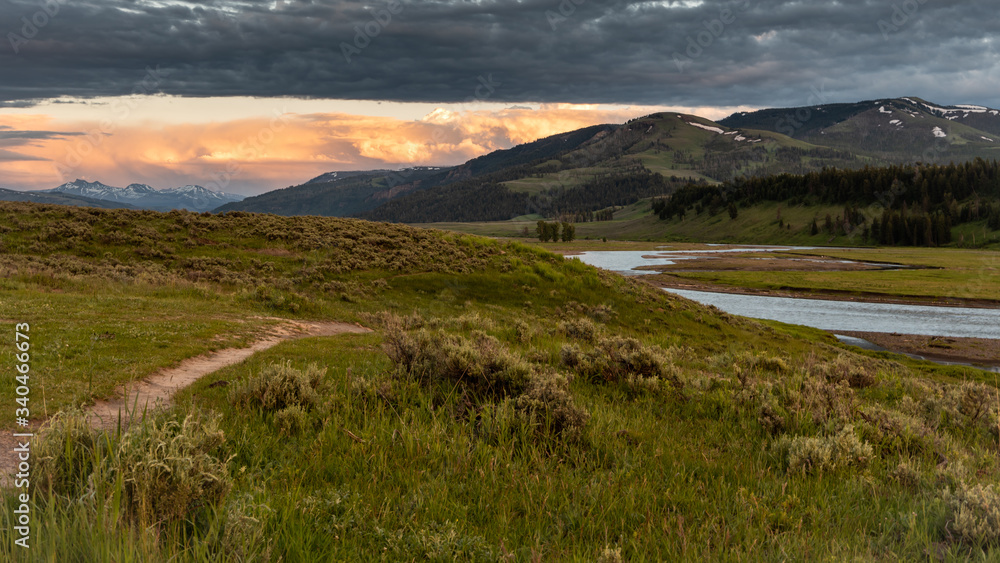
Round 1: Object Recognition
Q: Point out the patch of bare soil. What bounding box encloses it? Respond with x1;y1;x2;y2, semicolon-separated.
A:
837;330;1000;370
1;320;370;486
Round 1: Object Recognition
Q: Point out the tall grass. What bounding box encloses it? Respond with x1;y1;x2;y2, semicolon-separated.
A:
1;202;998;560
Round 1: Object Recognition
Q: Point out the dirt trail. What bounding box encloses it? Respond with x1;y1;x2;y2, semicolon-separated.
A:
1;319;370;485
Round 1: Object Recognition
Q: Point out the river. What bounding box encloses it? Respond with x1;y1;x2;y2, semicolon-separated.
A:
571;248;1000;340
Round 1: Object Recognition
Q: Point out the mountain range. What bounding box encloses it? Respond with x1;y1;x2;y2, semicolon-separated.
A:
216;97;1000;223
4;97;999;221
0;180;244;212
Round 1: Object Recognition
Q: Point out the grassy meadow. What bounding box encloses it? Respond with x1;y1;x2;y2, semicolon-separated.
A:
0;202;999;561
658;247;1000;304
418;198;1000;251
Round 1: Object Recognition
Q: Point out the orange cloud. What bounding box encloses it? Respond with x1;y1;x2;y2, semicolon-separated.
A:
0;105;657;195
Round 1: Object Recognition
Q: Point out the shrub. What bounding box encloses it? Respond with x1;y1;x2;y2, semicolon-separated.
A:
856;405;936;459
955;382;994;427
561;336;682;391
515;372;590;442
800;377;856;425
111;412;231;525
383;326;589;441
890;458;923;491
942;483;1000;547
230;361;326;413
558;317;600;342
511;318;534;343
736;381;789;435
902;380;1000;435
596;545;623;563
453;312;495;331
731;351;790;376
33;409;105;498
814;354;877;388
773;425;873;474
275;405;312;436
384;328;532;399
222;492;274;561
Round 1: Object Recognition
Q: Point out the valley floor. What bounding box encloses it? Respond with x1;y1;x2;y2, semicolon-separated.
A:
543;243;1000;372
2;203;998;561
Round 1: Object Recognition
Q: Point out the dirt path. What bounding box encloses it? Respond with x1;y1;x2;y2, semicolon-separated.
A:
1;319;370;485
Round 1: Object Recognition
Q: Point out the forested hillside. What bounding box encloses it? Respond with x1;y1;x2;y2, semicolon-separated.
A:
653;159;1000;246
360;165;700;223
213;125;616;217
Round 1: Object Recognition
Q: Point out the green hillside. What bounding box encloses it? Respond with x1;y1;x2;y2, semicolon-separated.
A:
358;112;867;224
2;201;998;560
720;97;1000;163
212;98;1000;225
214;125;617;217
360;101;1000;224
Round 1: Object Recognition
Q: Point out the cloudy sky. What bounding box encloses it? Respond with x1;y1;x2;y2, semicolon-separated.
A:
1;0;997;194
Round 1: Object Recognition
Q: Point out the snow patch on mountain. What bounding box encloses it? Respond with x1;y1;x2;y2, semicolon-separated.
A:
46;179;243;212
687;122;724;134
932;127;947;138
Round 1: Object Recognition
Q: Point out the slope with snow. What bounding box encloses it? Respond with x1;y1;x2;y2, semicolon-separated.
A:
46;179;243;212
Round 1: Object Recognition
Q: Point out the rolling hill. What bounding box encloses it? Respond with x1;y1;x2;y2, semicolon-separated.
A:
719;97;1000;163
213;125;617;217
217;97;1000;225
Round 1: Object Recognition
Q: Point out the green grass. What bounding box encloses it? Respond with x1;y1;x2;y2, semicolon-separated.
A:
1;201;999;561
664;247;1000;302
0;287;270;418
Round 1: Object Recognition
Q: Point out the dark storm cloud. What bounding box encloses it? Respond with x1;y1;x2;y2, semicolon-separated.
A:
0;0;997;109
0;148;45;160
0;130;82;140
0;128;81;161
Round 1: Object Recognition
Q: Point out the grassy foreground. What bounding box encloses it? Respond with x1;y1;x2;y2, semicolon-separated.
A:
0;202;998;561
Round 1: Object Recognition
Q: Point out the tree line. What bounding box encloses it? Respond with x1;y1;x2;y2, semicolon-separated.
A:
536;221;575;242
653;158;1000;246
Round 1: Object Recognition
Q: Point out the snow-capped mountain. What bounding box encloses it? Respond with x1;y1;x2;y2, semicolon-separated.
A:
46;180;244;212
47;179;144;202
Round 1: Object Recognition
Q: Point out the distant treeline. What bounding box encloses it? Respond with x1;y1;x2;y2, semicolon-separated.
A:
653;159;1000;246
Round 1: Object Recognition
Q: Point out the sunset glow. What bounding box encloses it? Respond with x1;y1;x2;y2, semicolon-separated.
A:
0;98;752;195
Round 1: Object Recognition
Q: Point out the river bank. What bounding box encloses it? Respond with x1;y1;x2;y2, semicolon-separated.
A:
835;330;1000;371
647;273;1000;309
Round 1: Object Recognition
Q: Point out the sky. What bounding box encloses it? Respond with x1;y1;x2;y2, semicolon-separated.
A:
1;0;997;195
